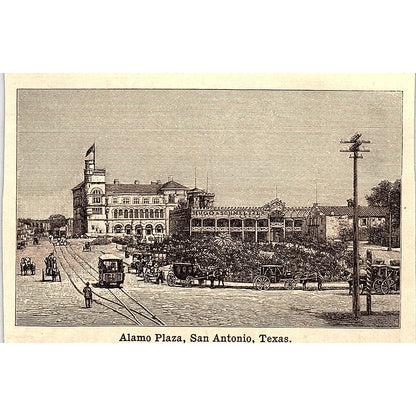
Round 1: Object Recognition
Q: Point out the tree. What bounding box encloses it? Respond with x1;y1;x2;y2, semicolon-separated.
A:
48;214;67;230
366;179;401;230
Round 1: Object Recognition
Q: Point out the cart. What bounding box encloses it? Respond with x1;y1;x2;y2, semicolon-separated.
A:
167;263;206;287
252;264;297;290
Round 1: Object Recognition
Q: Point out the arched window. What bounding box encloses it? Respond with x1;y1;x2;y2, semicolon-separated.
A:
134;209;138;218
145;224;153;235
160;210;164;218
155;209;160;219
145;209;149;218
140;209;144;218
124;209;129;219
118;209;123;218
150;209;154;219
125;224;132;235
155;224;164;233
114;224;123;234
129;209;133;219
114;210;118;219
91;188;102;204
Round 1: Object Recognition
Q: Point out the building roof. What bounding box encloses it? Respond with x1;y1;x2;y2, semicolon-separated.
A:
105;183;162;195
317;206;388;217
284;207;312;218
159;180;188;190
72;181;84;191
99;254;123;261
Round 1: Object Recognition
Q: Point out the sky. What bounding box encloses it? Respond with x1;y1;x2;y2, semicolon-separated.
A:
16;89;402;219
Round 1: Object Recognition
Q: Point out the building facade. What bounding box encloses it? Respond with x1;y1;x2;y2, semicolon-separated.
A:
72;159;188;240
307;202;387;241
170;190;311;243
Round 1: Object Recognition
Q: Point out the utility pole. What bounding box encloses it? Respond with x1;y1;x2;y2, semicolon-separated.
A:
387;189;392;251
340;133;371;319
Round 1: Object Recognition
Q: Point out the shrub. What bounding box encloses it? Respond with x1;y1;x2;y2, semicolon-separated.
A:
91;236;112;245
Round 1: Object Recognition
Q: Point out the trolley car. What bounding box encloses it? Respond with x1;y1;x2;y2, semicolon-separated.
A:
98;254;125;288
252;264;297;290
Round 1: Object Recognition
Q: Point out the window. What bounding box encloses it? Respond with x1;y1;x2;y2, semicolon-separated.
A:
155;224;164;233
160;210;164;218
92;208;102;214
92;196;101;204
360;218;368;226
294;220;303;228
150;209;154;219
112;197;118;204
114;210;118;219
114;224;123;233
133;197;140;204
134;209;139;218
122;197;130;204
143;198;150;204
153;198;160;204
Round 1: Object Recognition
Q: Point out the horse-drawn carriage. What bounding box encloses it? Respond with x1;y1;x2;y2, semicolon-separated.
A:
371;260;400;295
347;260;400;295
98;254;125;288
82;242;91;252
42;254;61;282
167;263;207;287
253;264;297;290
20;257;36;275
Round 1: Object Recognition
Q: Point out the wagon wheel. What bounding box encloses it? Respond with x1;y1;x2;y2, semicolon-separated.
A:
381;278;394;295
285;279;296;290
262;277;271;291
373;278;384;294
253;276;264;290
167;272;176;287
185;276;193;287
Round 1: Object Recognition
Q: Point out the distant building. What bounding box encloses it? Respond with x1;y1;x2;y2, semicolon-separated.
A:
307;201;388;241
72;158;188;240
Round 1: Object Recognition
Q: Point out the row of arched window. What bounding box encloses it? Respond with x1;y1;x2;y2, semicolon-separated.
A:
113;208;164;219
113;223;164;234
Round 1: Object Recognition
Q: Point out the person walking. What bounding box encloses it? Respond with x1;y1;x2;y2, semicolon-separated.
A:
83;282;93;308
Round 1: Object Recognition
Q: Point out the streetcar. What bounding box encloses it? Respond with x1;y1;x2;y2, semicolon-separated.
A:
98;254;125;288
252;264;297;290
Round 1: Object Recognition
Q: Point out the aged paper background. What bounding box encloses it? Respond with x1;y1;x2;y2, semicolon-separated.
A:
3;73;415;342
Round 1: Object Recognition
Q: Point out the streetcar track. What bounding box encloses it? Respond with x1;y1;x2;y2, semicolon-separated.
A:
57;246;145;325
66;244;165;325
61;245;164;325
56;248;140;325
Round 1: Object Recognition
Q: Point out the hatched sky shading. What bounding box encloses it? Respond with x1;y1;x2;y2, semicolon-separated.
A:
16;89;402;219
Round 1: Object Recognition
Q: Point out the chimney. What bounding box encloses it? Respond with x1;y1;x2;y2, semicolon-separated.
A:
114;179;119;185
134;180;140;185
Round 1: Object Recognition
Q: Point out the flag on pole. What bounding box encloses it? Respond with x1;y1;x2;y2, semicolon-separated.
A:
85;143;95;157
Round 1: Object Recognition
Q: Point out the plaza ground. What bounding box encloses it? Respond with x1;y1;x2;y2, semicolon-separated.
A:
15;239;400;328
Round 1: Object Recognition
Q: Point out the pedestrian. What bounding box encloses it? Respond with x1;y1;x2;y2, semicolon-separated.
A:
83;282;93;308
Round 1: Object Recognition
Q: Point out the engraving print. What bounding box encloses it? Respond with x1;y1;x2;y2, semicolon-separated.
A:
13;86;403;333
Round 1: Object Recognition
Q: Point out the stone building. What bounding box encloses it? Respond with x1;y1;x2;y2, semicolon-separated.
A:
307;202;388;241
72;158;188;240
